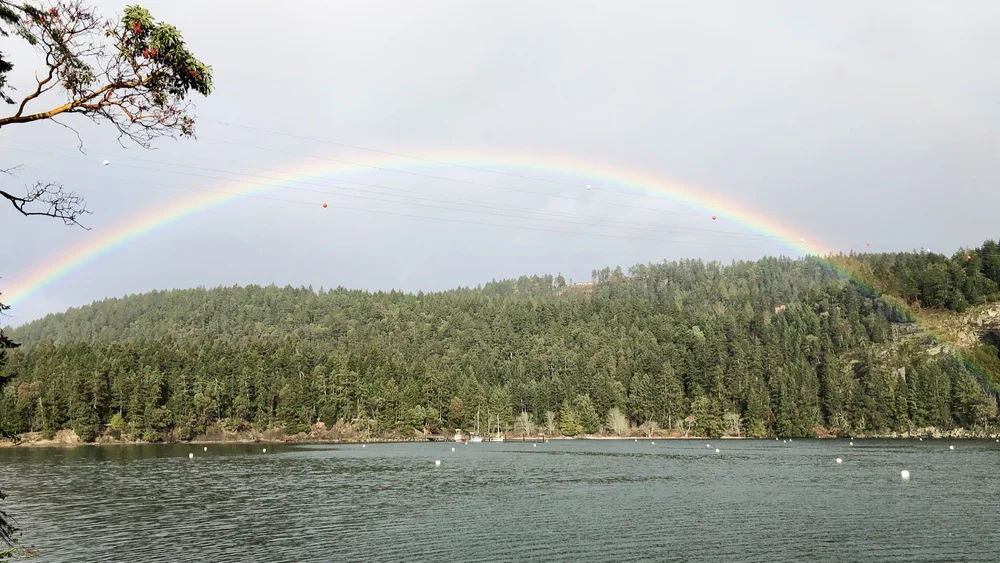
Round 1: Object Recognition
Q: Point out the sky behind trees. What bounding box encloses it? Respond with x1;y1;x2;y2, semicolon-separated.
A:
3;0;1000;323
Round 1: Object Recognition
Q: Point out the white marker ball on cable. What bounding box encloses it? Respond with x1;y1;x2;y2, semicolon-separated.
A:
102;159;110;166
586;184;591;190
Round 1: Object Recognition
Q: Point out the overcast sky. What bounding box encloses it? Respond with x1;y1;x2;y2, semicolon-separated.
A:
3;0;1000;324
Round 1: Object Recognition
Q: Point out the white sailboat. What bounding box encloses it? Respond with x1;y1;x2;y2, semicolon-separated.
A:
489;414;505;442
470;410;483;442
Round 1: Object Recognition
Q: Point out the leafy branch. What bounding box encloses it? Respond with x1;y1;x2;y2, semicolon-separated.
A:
0;0;213;227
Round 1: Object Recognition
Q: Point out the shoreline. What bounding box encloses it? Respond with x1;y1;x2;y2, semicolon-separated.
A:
3;429;997;449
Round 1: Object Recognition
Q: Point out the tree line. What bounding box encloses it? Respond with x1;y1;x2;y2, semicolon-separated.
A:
3;244;1000;442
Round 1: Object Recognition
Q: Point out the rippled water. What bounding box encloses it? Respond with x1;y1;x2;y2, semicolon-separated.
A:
2;438;999;562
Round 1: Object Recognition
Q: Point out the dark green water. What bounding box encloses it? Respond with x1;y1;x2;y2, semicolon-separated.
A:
1;438;999;562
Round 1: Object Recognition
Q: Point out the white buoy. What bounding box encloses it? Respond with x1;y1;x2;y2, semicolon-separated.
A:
707;444;711;448
789;438;792;442
102;159;109;166
901;470;910;480
836;458;842;464
800;238;805;242
634;439;637;442
203;446;208;451
533;443;536;447
715;448;720;453
262;448;266;453
435;460;441;466
849;442;853;446
188;452;194;459
783;440;786;443
362;444;366;447
949;445;954;450
586;184;591;190
651;441;655;445
451;447;455;452
919;438;922;441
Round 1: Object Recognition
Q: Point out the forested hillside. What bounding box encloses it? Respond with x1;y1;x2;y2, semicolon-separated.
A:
3;242;1000;442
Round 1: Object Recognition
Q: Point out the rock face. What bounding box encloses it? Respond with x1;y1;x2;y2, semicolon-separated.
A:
954;304;1000;348
6;429;82;445
894;303;1000;351
54;429;81;444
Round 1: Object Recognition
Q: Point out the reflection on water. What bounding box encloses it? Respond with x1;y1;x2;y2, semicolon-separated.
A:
2;439;999;562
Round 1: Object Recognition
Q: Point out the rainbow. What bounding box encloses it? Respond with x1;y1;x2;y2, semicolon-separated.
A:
4;148;997;394
2;149;833;308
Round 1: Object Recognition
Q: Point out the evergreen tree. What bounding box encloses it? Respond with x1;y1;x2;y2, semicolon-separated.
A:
575;394;601;435
558;400;580;437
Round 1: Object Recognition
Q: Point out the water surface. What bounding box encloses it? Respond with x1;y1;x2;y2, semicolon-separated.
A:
2;438;998;562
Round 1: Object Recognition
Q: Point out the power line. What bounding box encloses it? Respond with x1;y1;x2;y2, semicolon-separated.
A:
197;135;723;221
29;163;795;252
39;163;797;251
4;144;798;243
10;141;707;223
204;118;790;219
3;120;824;250
204;119;590;189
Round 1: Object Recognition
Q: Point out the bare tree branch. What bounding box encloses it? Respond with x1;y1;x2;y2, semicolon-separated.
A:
1;163;89;227
50;115;84;152
0;181;90;228
13;49;57;118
